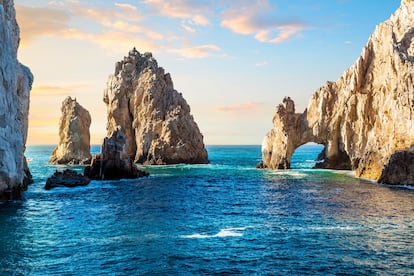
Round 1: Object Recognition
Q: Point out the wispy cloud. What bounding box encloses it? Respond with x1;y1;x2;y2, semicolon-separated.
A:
216;102;259;112
15;5;70;46
221;0;307;44
169;44;222;58
142;0;211;34
16;1;159;53
255;61;269;67
31;84;90;97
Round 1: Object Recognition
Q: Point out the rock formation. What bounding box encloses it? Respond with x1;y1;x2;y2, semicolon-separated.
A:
378;146;414;185
261;0;414;184
104;48;208;165
84;126;149;180
0;0;33;199
49;97;92;164
45;169;90;190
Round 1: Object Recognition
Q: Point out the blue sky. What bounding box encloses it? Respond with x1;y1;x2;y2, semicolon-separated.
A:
15;0;401;144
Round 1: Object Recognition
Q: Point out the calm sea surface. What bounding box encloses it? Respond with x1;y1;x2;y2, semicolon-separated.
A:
1;145;414;275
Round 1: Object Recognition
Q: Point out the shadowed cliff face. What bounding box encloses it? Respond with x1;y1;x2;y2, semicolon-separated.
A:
262;0;414;184
0;0;33;199
104;48;208;165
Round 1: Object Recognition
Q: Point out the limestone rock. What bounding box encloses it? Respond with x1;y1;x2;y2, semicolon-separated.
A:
261;0;414;184
104;48;208;165
0;0;33;199
84;126;149;180
49;97;92;164
45;169;90;190
378;146;414;185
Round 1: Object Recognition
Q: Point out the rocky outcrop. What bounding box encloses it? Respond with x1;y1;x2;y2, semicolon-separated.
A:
0;0;33;199
104;48;208;165
49;97;92;164
378;146;414;185
45;169;90;190
84;127;149;180
262;0;414;184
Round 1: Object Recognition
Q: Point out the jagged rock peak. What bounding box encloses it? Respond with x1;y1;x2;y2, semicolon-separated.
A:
49;96;92;165
103;47;208;165
84;126;149;180
0;0;33;200
261;0;414;185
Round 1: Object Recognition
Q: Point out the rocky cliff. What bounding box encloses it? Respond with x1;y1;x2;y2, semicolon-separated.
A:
49;97;91;164
262;0;414;184
84;126;149;180
104;48;208;165
0;0;33;199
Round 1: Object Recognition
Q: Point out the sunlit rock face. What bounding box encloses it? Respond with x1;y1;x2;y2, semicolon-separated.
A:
49;97;92;165
0;0;33;199
262;0;414;184
104;48;208;165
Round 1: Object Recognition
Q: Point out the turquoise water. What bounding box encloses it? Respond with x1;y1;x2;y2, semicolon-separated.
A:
1;144;414;275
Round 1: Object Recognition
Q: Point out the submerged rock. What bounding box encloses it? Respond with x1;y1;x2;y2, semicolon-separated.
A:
0;0;33;199
49;97;92;165
261;0;414;184
84;127;149;180
45;169;90;190
104;48;208;165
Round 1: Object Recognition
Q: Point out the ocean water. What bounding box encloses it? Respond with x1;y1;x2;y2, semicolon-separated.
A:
1;144;414;275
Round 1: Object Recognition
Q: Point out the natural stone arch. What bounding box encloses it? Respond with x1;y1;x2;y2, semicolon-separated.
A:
261;97;354;170
290;143;325;169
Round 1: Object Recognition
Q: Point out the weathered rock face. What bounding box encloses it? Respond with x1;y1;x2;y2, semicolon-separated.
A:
49;97;91;164
45;169;90;190
104;48;208;165
378;146;414;185
84;126;149;180
262;0;414;184
0;0;33;199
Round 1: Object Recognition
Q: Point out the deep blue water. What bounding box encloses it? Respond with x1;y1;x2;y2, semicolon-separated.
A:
1;144;414;275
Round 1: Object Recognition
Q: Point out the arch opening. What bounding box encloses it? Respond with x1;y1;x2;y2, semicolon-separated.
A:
290;142;325;169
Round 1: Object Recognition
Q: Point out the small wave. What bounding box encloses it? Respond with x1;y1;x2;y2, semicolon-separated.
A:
181;226;252;239
268;171;308;177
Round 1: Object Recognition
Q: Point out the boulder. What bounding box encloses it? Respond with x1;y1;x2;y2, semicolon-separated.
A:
104;48;208;165
378;147;414;185
49;97;92;164
45;169;90;190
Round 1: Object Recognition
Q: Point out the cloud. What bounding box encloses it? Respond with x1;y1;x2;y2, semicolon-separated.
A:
221;0;307;44
142;0;211;33
15;5;70;46
169;44;222;58
16;1;159;53
216;102;259;112
31;84;90;97
142;0;210;24
255;61;269;67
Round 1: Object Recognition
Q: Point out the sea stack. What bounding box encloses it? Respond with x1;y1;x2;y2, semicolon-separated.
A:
0;0;33;199
261;0;414;184
104;48;208;165
49;97;92;164
84;126;149;180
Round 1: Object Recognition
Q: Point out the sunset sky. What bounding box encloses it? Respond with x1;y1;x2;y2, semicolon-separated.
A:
15;0;400;145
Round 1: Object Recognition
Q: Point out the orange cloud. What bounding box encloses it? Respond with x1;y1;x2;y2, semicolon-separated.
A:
31;84;90;97
15;5;70;46
216;102;259;112
169;45;222;58
221;1;307;43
